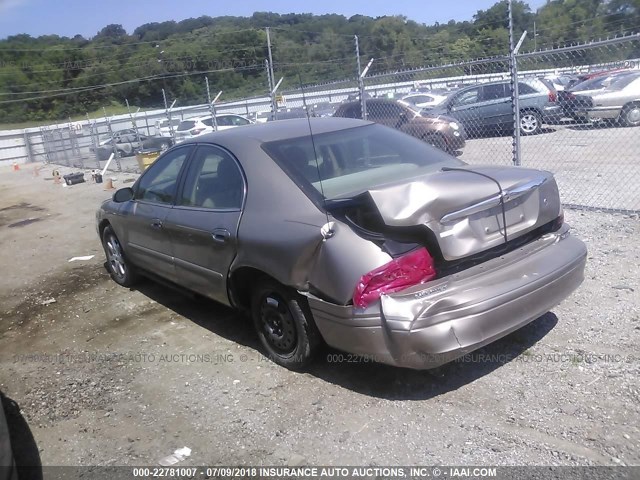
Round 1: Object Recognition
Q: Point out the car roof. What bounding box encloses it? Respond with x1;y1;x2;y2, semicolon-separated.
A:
180;117;372;146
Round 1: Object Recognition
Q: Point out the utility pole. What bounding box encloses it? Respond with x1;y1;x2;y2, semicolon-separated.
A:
266;28;275;96
355;35;362;85
355;35;368;120
533;20;537;51
265;59;273;93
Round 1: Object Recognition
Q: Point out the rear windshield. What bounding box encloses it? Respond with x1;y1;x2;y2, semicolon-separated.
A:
177;120;195;131
262;123;463;201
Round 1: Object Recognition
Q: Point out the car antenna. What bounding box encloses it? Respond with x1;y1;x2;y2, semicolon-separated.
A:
298;74;334;239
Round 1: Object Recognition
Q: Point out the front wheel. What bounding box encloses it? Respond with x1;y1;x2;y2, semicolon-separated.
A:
102;226;137;287
620;104;640;127
251;280;321;370
520;110;542;135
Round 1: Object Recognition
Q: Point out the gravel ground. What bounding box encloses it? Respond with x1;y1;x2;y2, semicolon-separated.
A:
0;163;638;468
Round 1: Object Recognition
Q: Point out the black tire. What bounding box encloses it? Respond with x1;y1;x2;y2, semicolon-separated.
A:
251;280;321;370
159;141;170;152
519;110;542;135
424;133;448;152
620;103;640;127
101;225;138;287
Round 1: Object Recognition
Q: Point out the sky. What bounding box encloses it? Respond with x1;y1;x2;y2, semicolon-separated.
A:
0;0;548;39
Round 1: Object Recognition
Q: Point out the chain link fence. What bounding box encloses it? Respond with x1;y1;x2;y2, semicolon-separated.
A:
6;33;639;212
516;36;640;212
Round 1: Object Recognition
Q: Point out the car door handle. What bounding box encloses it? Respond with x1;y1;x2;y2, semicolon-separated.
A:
150;219;163;229
212;228;231;244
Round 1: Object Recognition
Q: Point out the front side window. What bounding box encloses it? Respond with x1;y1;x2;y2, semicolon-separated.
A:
179;145;244;209
134;147;191;204
452;87;480;107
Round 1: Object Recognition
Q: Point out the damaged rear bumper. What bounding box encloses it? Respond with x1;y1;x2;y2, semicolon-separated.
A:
306;224;587;369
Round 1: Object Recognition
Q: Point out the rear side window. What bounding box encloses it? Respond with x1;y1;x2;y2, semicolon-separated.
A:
178;121;195;131
481;84;507;100
231;116;250;125
179;146;244;209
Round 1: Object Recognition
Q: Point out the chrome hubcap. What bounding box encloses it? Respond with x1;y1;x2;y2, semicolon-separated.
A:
520;114;538;133
627;107;640;125
105;235;126;279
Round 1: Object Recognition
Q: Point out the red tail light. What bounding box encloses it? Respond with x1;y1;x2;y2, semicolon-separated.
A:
353;248;437;308
192;128;205;135
548;91;557;102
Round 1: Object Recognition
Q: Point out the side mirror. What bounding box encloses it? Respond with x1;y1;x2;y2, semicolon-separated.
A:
113;187;134;203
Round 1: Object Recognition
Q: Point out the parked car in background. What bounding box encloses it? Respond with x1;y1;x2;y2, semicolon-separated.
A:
155;118;181;137
97;118;586;370
424;78;561;136
542;74;579;91
401;92;449;109
309;102;336;118
175;114;253;142
572;71;640;126
94;130;173;160
267;108;310;121
333;99;465;152
254;111;271;123
558;71;636;122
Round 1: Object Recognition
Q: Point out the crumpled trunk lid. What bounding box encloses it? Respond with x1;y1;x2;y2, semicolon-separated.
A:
364;165;562;261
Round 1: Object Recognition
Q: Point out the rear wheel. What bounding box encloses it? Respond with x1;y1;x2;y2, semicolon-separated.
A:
620;103;640;127
251;280;321;370
520;110;542;135
159;141;170;152
102;225;137;287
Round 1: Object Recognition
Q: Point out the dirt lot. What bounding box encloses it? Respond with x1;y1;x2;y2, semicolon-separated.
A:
0;163;638;467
